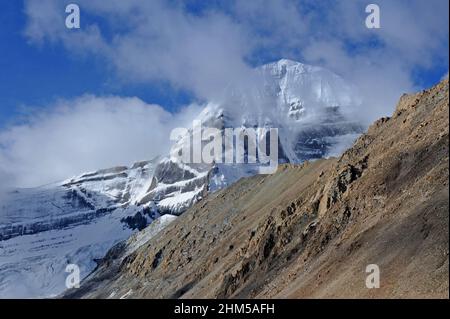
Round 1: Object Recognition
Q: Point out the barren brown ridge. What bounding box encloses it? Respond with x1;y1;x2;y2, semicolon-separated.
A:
64;79;449;299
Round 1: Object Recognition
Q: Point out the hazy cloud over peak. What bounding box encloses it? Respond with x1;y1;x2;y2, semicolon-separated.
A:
0;96;202;188
23;0;449;102
0;0;447;187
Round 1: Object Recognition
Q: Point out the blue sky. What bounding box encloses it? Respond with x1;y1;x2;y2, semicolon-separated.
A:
0;1;196;127
1;0;448;127
0;0;448;187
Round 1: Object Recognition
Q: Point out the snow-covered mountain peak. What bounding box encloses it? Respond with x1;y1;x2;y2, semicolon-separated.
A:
259;59;360;120
195;59;362;131
261;58;322;77
0;59;365;298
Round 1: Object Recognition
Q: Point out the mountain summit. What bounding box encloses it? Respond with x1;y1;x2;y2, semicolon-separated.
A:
65;78;449;299
158;59;364;211
0;59;364;298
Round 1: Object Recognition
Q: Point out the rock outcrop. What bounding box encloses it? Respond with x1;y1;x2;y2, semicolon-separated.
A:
64;79;449;299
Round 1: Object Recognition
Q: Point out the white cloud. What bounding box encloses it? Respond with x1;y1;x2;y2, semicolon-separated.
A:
7;0;448;187
0;96;202;188
22;0;448;117
24;0;254;100
229;0;448;124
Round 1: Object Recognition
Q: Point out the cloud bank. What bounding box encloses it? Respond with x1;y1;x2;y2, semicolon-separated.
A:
0;0;448;188
22;0;448;116
0;96;201;188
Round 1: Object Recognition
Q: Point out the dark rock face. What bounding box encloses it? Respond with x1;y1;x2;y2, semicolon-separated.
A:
121;207;159;231
326;156;368;207
292;121;364;161
0;188;109;241
153;161;198;185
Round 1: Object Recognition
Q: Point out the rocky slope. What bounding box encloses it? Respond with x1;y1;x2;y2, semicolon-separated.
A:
65;78;449;299
1;59;364;298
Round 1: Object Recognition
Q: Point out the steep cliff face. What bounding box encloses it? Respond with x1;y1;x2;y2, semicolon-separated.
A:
65;79;449;299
